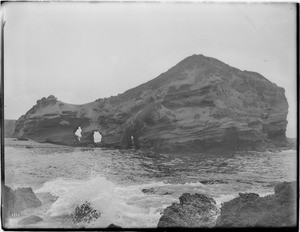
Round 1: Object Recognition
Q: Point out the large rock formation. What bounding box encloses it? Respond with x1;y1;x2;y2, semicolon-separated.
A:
157;193;219;227
215;181;297;227
13;54;289;152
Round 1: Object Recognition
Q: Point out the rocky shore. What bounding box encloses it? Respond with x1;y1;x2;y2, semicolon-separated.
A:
158;181;297;228
3;181;296;228
13;54;291;153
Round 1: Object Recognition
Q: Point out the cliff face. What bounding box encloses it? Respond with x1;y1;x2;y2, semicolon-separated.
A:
13;54;289;152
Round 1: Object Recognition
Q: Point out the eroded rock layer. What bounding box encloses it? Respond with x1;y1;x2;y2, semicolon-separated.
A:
13;54;289;152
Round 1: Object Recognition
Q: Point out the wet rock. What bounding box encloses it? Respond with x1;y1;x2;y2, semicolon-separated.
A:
200;180;228;185
17;215;43;225
3;186;42;225
141;188;155;194
162;192;172;195
157;193;219;227
107;223;122;228
215;181;297;227
71;202;100;224
141;187;172;195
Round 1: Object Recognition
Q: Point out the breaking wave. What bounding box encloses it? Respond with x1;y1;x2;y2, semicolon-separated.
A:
35;175;240;228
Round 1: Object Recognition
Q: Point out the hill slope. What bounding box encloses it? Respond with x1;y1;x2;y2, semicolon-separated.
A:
13;54;290;152
4;120;16;138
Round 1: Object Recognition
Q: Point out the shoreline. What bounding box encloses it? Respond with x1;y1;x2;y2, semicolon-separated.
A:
4;137;296;154
3;181;296;229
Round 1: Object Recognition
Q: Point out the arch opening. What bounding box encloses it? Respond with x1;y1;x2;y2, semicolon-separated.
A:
74;126;82;141
93;131;102;144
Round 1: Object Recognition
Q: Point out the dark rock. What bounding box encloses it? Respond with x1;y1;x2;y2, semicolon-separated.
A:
71;202;100;224
200;180;228;185
157;193;219;227
13;55;289;153
162;192;172;195
215;181;297;227
3;185;42;225
142;188;155;194
17;215;43;225
107;223;122;228
141;188;172;195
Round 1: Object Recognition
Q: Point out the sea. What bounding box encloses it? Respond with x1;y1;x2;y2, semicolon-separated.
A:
4;138;297;228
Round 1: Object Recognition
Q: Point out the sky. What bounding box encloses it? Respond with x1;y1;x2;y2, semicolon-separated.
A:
3;2;297;137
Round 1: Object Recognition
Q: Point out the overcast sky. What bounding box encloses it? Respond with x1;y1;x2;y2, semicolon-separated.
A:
3;2;297;137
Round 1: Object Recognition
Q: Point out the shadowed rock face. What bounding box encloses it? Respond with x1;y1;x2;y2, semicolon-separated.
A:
13;54;289;152
215;182;297;227
3;186;42;225
157;193;219;227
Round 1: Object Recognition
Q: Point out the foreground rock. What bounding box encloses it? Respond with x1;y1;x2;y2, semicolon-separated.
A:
17;215;43;225
107;223;122;228
157;193;219;227
200;180;228;185
13;54;290;153
71;202;101;224
142;188;172;195
216;181;297;227
3;185;42;225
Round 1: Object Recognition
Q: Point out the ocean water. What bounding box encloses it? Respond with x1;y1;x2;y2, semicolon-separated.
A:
4;138;297;228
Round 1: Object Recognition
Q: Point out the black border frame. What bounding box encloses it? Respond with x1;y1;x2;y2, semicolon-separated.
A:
0;1;299;231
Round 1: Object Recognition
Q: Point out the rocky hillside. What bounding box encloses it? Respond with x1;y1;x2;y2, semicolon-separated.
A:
4;119;16;138
13;54;290;152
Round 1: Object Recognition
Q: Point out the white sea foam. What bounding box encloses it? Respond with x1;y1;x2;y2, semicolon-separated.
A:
35;175;231;227
36;175;173;227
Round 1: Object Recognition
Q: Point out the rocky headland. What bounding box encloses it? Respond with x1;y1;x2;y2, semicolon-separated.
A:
13;54;291;153
158;181;297;228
